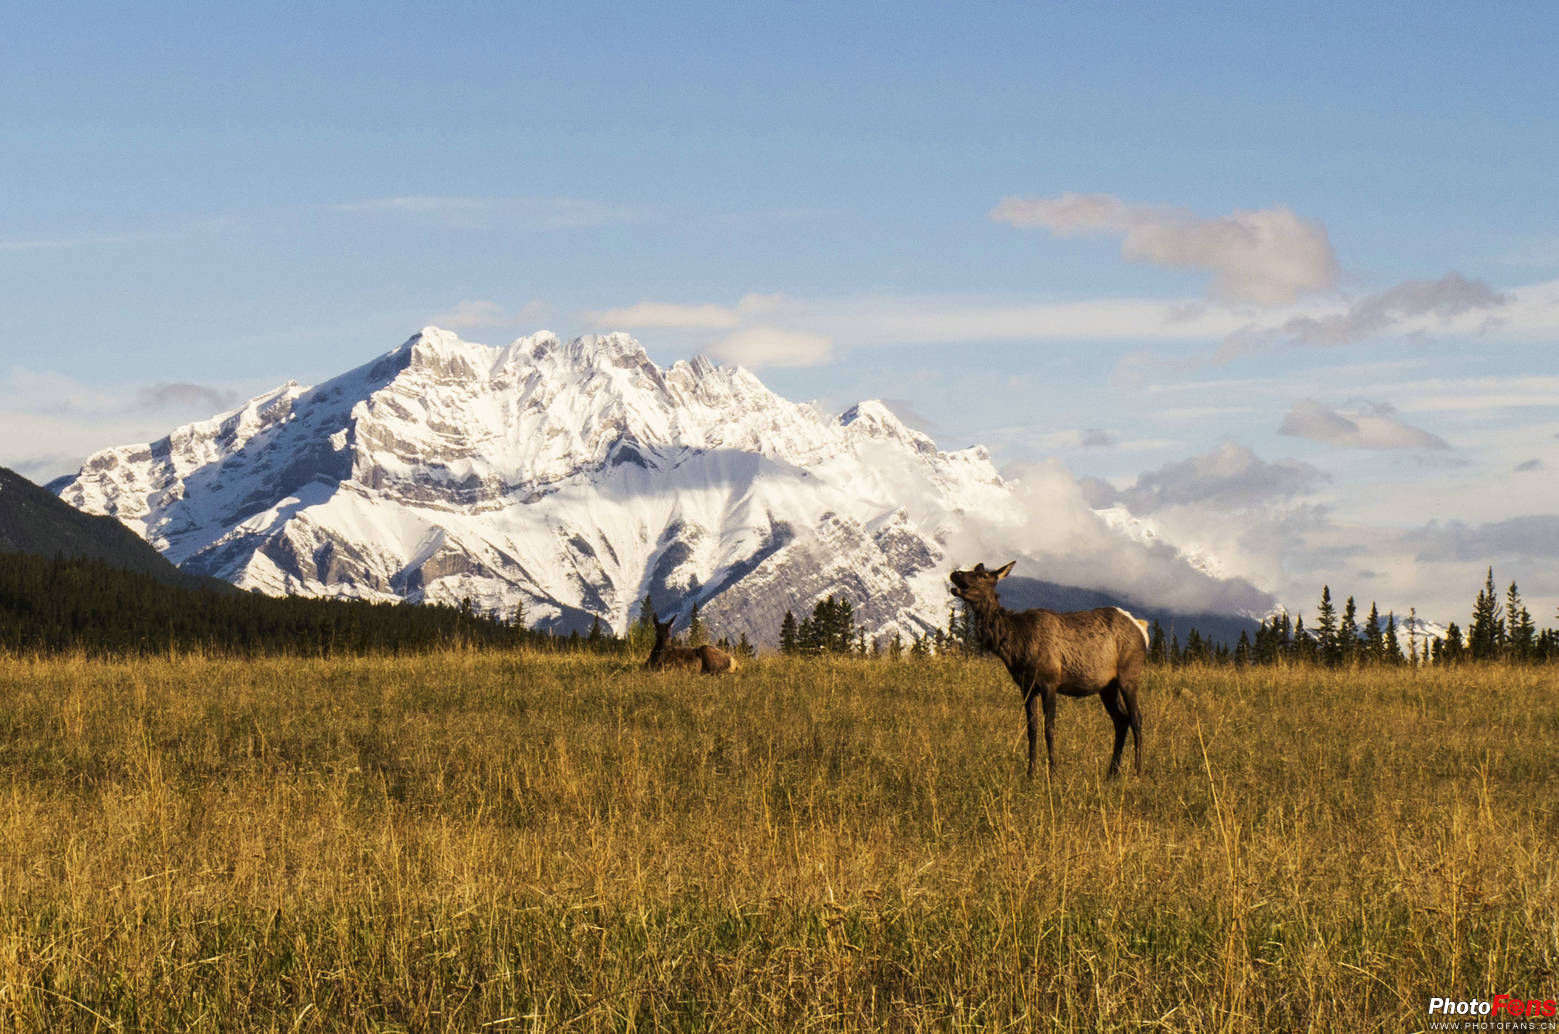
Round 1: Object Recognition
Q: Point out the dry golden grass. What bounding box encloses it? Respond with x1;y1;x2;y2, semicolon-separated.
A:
0;650;1553;1031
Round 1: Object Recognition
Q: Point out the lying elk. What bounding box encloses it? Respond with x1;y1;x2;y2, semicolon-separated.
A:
646;614;739;675
950;561;1147;777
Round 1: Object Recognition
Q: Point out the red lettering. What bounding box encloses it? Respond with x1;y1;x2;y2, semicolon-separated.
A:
1540;999;1558;1018
1492;995;1516;1017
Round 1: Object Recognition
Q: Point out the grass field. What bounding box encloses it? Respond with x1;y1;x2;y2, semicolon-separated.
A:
0;650;1553;1031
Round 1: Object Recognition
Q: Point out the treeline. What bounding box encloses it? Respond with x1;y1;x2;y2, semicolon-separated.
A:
1151;569;1559;667
9;549;1553;667
777;596;979;659
772;568;1559;669
0;552;569;657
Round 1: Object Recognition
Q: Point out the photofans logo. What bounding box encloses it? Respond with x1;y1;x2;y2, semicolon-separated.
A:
1426;995;1557;1031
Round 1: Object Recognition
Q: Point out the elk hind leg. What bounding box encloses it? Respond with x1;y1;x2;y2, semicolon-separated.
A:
1101;682;1131;777
1119;678;1144;773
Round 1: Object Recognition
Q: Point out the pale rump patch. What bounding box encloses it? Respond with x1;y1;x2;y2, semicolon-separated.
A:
1113;606;1151;652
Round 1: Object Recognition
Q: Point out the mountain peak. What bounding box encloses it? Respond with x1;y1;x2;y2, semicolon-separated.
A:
841;399;935;455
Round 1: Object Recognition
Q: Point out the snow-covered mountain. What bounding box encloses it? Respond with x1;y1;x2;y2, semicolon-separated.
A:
52;327;1257;644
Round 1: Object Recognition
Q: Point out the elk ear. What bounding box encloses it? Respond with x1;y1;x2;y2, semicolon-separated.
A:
993;561;1015;580
972;562;987;573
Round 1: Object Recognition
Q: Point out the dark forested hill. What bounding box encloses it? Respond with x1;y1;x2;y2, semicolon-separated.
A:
0;467;550;655
0;466;211;588
0;551;535;656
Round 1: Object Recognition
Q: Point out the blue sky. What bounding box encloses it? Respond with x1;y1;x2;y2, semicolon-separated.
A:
4;2;1558;622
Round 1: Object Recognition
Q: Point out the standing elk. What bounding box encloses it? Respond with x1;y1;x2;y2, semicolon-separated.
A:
645;613;739;675
949;561;1147;777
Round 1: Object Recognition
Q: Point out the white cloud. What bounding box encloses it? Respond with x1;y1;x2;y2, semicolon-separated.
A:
0;368;260;482
1120;441;1327;514
1279;399;1451;450
944;458;1277;617
706;326;832;368
429;298;548;330
590;301;742;330
589;293;785;331
992;192;1339;304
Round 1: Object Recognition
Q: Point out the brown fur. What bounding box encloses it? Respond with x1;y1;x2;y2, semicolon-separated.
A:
950;561;1146;777
646;615;739;675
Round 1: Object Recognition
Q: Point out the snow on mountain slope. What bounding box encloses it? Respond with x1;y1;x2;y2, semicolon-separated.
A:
58;328;1046;642
1093;505;1233;581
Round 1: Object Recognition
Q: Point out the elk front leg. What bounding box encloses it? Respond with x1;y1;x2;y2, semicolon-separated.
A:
1041;688;1058;772
1023;691;1040;778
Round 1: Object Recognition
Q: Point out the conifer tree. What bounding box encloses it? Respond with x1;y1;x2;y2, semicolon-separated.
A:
1294;614;1317;664
1469;567;1504;661
889;631;904;660
1505;582;1536;661
1339;596;1358;666
736;631;755;658
1149;620;1166;664
1383;612;1402;665
1184;628;1206;664
779;610;798;655
1315;587;1338;666
1363;602;1382;664
687;602;707;647
797;615;817;654
1441;622;1465;664
630;595;656;650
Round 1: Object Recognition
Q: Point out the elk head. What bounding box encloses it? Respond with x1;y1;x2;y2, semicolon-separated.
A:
652;615;675;646
949;561;1015;606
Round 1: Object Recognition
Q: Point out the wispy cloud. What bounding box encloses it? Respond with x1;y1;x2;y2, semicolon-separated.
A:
1;369;258;481
590;294;826;368
1279;399;1450;450
706;326;832;367
0;231;172;252
584;273;1559;376
1378;374;1559;415
992;192;1339;305
1219;272;1506;359
330;195;651;228
1413;515;1559;562
330;195;488;214
134;382;240;413
590;300;744;330
428;298;549;330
